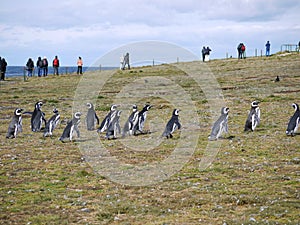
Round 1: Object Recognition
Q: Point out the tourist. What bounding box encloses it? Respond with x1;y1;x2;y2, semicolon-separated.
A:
122;53;130;70
0;57;7;81
36;56;43;77
26;58;34;77
53;55;60;75
77;56;83;74
265;41;271;57
42;57;48;76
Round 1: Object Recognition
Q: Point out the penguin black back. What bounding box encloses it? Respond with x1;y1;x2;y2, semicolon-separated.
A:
286;103;300;136
244;101;260;132
86;103;99;131
162;109;181;138
134;104;152;134
6;108;23;138
31;101;46;132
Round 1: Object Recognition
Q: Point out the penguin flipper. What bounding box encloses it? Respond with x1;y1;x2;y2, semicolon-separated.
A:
95;113;100;125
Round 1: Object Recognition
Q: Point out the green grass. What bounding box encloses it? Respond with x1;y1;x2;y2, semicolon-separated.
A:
0;53;300;224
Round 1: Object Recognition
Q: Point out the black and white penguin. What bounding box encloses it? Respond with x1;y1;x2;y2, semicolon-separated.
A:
122;104;139;137
286;103;300;136
43;108;60;137
162;109;181;138
244;101;260;132
106;110;122;139
133;104;152;135
59;112;81;142
97;104;117;133
31;101;46;132
6;108;23;139
275;76;280;82
86;103;99;131
208;107;229;141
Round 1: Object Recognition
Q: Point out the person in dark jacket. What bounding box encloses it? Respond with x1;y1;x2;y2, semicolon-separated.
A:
26;58;34;77
265;41;271;57
0;57;8;81
201;46;206;62
36;56;43;77
42;57;48;76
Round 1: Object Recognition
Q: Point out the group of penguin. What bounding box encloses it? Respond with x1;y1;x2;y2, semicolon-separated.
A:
5;102;180;141
5;100;300;142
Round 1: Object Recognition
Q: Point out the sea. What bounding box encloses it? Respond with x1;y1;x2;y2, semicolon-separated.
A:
4;66;117;77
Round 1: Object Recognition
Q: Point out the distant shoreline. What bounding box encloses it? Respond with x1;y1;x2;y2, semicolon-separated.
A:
4;66;118;78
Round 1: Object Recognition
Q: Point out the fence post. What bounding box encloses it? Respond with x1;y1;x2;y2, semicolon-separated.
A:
23;67;27;81
65;67;68;75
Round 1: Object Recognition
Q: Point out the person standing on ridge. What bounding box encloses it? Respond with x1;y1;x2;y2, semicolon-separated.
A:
53;56;60;75
122;53;130;70
26;58;34;77
265;41;271;57
0;57;7;81
201;46;206;62
42;57;48;76
77;56;83;74
36;56;43;77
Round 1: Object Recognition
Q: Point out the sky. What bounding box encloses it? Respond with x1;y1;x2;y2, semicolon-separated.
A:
1;0;300;66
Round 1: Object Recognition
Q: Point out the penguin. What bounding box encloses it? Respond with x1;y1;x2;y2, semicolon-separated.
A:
122;104;139;137
43;108;60;137
31;101;46;132
133;104;152;135
244;101;260;132
275;76;280;82
286;103;300;136
97;104;117;133
86;103;99;131
162;109;181;138
6;108;23;139
59;112;81;142
208;107;229;141
106;110;122;139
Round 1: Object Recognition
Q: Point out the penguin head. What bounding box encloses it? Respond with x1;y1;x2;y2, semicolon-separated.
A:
292;103;299;111
15;108;23;116
87;102;93;109
35;101;43;109
74;112;82;119
132;104;138;112
144;104;152;111
221;107;229;115
173;109;180;116
251;101;259;108
53;108;59;114
110;104;118;111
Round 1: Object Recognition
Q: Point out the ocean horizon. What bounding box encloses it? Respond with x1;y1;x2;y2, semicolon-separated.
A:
3;66;117;77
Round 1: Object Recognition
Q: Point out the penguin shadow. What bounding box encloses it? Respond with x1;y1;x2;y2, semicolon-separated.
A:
221;135;235;140
216;135;235;140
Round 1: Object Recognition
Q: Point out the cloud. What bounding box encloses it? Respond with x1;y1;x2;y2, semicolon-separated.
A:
0;0;300;65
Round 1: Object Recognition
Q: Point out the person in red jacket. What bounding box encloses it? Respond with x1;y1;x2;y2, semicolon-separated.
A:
53;56;60;75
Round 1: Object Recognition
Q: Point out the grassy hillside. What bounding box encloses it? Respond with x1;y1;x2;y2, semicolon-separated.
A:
0;53;299;224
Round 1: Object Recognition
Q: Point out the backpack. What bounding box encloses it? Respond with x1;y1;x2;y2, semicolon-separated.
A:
53;59;59;66
43;59;48;67
241;45;246;51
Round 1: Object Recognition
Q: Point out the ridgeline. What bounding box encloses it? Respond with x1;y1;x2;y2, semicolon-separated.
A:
0;52;299;224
